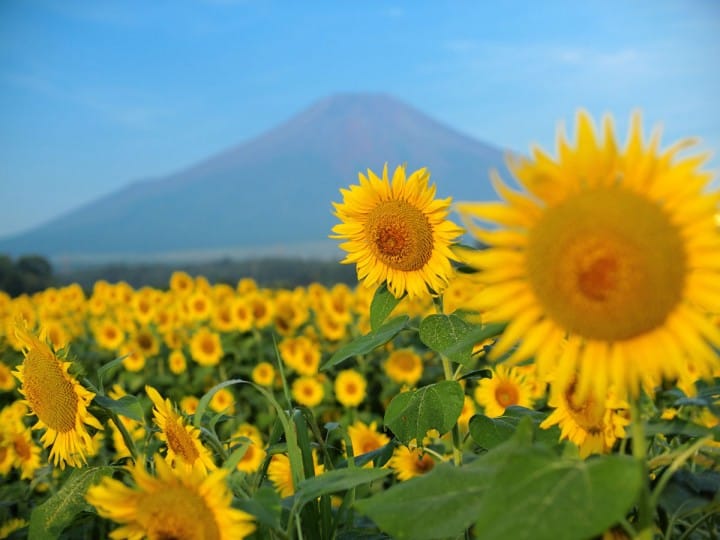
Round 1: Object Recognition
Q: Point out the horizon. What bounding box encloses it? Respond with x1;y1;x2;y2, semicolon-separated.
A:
1;0;719;239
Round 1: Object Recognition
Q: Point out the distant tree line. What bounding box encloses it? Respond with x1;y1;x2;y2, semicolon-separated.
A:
0;254;55;296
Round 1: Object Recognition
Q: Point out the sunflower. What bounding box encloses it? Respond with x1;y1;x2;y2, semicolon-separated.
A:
209;388;235;414
388;445;436;481
267;452;324;498
251;361;276;387
13;324;101;469
540;379;630;458
474;365;534;418
230;297;254;333
146;386;216;473
231;427;266;475
291;376;325;408
0;362;15;392
347;420;390;457
169;270;195;296
94;319;125;351
332;164;464;299
0;518;28;539
457;111;720;402
168;349;187;375
190;327;224;366
334;369;367;408
86;456;255;540
384;348;423;386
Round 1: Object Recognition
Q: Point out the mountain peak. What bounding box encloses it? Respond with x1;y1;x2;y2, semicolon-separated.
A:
0;94;505;260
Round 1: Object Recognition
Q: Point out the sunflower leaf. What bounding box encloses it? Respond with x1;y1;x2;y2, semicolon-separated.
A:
469;407;561;450
355;439;643;540
370;283;404;331
29;466;114;540
384;380;464;444
321;315;409;370
295;467;392;506
419;314;475;365
92;394;144;422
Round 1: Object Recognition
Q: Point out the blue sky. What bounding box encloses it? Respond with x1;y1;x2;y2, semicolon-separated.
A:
1;0;718;238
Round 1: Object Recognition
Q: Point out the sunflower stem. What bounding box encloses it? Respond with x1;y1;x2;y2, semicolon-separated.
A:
441;356;463;467
630;398;652;534
109;412;138;461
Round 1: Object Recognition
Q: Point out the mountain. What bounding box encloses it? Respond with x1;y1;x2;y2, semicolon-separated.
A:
0;93;508;261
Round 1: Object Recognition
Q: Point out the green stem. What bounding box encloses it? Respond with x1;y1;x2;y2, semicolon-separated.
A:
630;399;652;533
649;436;710;512
110;412;138;461
442;356;463;466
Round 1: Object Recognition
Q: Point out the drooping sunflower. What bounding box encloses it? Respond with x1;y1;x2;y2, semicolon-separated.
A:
332;164;464;299
540;379;630;458
146;386;216;473
458;111;720;402
13;324;102;469
86;456;256;540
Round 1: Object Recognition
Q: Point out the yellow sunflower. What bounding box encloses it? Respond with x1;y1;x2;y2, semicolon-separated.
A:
334;369;367;408
347;420;390;457
146;386;216;473
332;164;464;299
13;324;101;468
540;379;630;458
251;361;276;387
190;327;224;367
267;451;324;498
291;376;325;408
388;445;436;481
0;362;16;392
384;348;423;386
86;456;255;540
458;111;720;402
474;365;534;418
168;349;187;375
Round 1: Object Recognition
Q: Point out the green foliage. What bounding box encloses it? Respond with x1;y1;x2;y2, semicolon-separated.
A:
0;253;54;296
469;406;561;450
384;381;464;444
322;315;409;370
28;466;114;540
419;313;477;366
369;284;403;331
356;436;643;540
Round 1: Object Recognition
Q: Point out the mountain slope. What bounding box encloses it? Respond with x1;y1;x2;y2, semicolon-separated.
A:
0;93;508;259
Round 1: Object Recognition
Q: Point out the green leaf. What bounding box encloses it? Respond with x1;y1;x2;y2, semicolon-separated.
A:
321;315;409;370
29;466;114;540
236;486;283;530
193;378;247;429
419;314;476;365
384;381;464;444
296;467;392;506
96;354;128;389
644;419;713;438
370;283;404;331
93;394;144;422
469;406;561;450
443;321;506;360
356;439;643;540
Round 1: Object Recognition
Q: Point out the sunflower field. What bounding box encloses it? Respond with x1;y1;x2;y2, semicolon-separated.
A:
1;112;719;540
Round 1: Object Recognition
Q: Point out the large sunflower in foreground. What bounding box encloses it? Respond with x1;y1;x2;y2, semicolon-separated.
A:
86;457;255;540
13;324;101;468
457;111;720;402
332;164;464;298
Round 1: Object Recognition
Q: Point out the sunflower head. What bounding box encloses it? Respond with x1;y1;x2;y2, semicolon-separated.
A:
332;164;464;299
458;111;720;402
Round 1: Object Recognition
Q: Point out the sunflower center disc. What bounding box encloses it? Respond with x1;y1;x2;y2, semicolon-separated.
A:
23;349;78;433
139;486;220;540
526;187;686;341
165;420;200;464
366;200;434;271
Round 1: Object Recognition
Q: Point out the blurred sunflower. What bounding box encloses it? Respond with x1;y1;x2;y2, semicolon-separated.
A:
474;365;534;418
540;380;630;458
334;369;367;408
0;362;15;392
86;457;255;540
332;164;464;299
13;324;101;468
347;420;390;457
146;386;216;473
93;319;124;351
267;451;324;498
190;327;224;366
209;387;235;414
291;376;325;408
458;111;720;402
384;348;423;386
251;361;276;387
168;349;187;375
169;270;194;296
388;445;436;481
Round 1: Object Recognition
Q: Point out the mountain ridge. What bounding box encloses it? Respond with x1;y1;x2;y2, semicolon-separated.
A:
0;93;507;260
